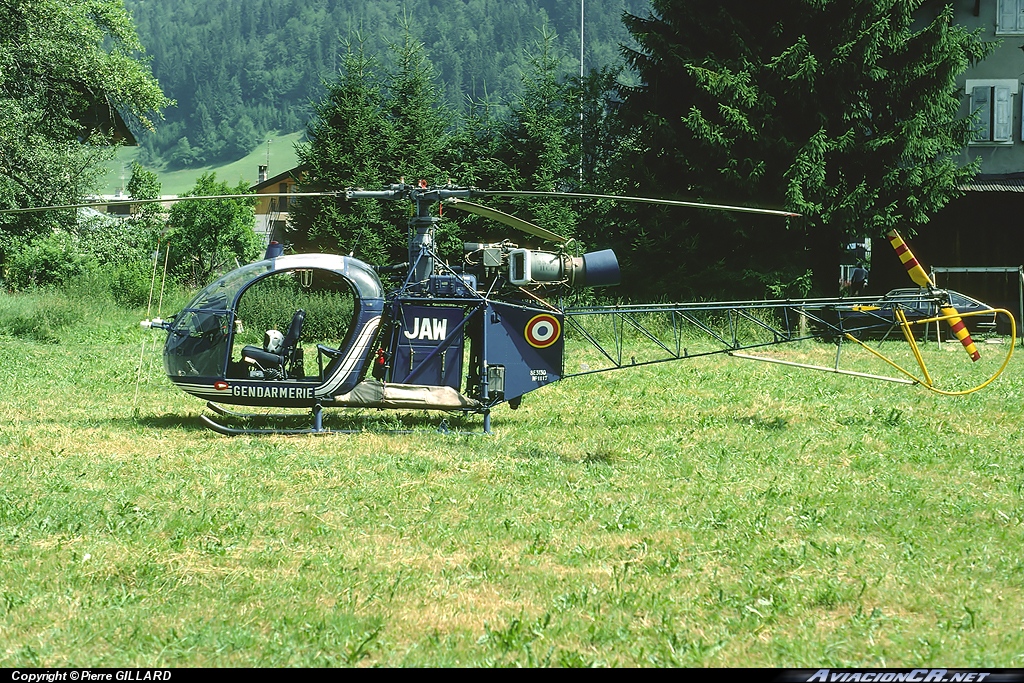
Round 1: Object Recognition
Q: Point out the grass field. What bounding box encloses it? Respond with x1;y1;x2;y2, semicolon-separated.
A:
99;132;304;196
1;289;1023;666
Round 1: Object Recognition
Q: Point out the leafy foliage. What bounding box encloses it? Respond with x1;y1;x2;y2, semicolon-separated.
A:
0;0;169;258
3;232;96;290
165;173;261;287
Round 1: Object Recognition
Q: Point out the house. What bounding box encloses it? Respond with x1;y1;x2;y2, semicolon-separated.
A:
869;0;1024;329
78;95;138;146
250;164;304;244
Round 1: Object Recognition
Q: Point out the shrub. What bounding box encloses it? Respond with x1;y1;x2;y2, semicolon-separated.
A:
109;260;157;309
82;219;159;267
0;290;83;342
236;275;354;344
4;232;95;290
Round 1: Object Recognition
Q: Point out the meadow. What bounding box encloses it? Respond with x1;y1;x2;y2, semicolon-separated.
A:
99;132;303;196
1;286;1023;666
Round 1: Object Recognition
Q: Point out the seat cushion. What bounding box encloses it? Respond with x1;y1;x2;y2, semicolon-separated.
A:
242;345;284;368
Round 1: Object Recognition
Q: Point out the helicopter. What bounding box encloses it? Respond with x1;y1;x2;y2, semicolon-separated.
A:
3;184;1017;434
140;182;640;434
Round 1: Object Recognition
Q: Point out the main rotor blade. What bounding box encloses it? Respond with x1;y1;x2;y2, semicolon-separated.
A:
887;229;981;362
0;192;340;215
443;198;569;244
474;190;801;218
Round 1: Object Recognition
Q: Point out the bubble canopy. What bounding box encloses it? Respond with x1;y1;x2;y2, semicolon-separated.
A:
163;255;384;379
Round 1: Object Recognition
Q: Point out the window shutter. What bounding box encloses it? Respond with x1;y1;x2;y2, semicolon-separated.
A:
1000;0;1021;31
973;86;991;141
994;86;1013;141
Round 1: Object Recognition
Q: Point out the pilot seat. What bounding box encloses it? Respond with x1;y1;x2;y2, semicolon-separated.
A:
242;309;305;379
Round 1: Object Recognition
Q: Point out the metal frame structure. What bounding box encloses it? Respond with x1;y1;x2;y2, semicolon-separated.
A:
563;292;1016;395
931;266;1024;338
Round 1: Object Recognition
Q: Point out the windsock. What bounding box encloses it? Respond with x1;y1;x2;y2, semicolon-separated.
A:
886;230;980;362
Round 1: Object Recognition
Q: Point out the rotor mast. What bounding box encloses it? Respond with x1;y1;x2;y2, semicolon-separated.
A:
346;182;474;286
409;190;439;285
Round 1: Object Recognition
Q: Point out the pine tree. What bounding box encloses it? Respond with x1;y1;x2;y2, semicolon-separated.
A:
476;27;582;243
614;0;992;297
388;28;454;183
289;49;397;264
290;37;459;265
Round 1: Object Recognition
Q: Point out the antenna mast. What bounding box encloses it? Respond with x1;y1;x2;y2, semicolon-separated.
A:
579;0;584;186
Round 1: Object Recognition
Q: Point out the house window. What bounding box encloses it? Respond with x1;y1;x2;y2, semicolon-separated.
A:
279;183;289;211
998;0;1024;34
969;83;1014;144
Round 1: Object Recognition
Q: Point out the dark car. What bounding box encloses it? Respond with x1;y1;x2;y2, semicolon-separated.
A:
812;288;996;341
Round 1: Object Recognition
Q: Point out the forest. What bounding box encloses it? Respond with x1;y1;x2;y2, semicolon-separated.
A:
126;0;648;168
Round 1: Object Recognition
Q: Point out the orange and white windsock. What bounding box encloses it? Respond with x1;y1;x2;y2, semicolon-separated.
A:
886;230;980;362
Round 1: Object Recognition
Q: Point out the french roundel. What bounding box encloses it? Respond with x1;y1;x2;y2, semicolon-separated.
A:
525;313;561;348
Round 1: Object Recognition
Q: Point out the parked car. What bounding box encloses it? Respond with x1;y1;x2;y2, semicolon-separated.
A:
812;288;996;341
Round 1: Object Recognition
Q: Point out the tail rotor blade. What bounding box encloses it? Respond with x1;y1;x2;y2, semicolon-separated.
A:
886;230;933;287
887;230;981;362
940;305;982;362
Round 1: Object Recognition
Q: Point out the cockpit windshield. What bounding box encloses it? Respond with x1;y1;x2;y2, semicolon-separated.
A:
164;262;275;378
164;309;232;377
182;261;275;311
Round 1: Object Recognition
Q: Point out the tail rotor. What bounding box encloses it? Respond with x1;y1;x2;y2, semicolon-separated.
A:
886;230;981;362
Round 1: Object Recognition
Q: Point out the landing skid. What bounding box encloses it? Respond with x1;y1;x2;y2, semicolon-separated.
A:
200;415;341;436
202;401;336;435
207;402;304;420
201;402;485;436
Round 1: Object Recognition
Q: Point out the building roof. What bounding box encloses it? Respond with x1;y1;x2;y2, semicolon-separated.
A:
250;165;305;192
962;173;1024;192
78;95;138;145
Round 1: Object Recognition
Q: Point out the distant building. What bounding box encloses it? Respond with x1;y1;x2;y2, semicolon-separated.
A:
94;193;176;216
77;94;138;146
250;164;303;245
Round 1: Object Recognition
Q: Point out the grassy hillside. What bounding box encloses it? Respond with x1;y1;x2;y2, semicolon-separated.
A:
1;287;1023;666
99;131;303;196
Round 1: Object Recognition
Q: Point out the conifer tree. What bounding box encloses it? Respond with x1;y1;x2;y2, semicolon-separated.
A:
614;0;992;297
291;36;460;265
500;28;580;238
290;49;396;264
469;28;583;243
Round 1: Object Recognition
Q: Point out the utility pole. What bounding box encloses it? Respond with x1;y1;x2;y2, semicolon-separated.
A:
579;0;585;187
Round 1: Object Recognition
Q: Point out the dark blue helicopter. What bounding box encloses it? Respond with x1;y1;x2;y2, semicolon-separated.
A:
145;183;626;434
140;183;1017;434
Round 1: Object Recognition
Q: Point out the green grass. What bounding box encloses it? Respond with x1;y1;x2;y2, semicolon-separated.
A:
99;131;303;196
1;290;1023;666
